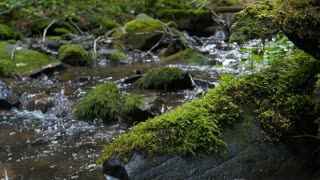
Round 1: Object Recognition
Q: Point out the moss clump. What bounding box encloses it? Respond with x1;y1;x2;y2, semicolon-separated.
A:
110;51;127;61
0;24;22;40
216;49;320;141
230;1;274;44
99;49;320;162
0;41;59;76
75;83;144;123
100;16;121;33
58;44;88;66
123;18;164;50
125;18;164;33
160;48;208;65
0;59;15;76
137;67;191;91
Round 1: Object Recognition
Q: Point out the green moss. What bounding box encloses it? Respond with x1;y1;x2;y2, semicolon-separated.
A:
100;16;121;32
75;83;122;121
58;44;88;66
0;59;15;76
125;18;164;33
160;48;208;65
75;83;144;122
123;18;164;50
0;41;59;76
53;28;71;35
0;24;22;40
137;67;190;91
99;49;320;162
272;0;320;39
230;1;274;44
122;93;145;115
110;51;127;61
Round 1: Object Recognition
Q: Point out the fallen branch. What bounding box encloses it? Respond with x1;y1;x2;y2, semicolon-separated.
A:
42;19;56;43
11;45;17;61
69;19;84;34
93;28;117;53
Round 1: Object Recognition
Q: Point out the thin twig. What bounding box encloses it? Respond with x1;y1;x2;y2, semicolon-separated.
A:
69;19;84;34
11;45;17;61
43;19;56;42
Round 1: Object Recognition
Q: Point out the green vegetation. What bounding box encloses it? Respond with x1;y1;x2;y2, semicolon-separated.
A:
137;67;191;91
0;59;15;76
0;41;58;76
123;18;164;50
0;24;22;40
75;83;144;123
230;1;274;44
58;44;88;66
110;51;127;61
99;49;320;162
160;48;208;65
125;18;164;33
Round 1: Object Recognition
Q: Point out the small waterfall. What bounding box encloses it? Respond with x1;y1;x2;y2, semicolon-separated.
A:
214;29;227;41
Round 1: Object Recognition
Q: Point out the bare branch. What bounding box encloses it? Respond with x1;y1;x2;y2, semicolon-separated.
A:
42;19;56;43
69;19;84;34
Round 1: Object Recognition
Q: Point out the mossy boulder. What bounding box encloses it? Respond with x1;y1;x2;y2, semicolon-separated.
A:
137;67;192;91
123;18;164;50
0;24;22;40
230;1;274;44
99;49;320;169
160;48;209;65
75;83;150;123
0;41;59;77
58;44;88;66
110;51;127;61
156;9;213;36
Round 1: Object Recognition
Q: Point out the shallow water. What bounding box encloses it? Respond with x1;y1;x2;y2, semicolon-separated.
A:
0;36;257;179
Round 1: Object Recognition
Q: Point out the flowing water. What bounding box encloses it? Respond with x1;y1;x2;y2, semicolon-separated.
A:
0;35;259;179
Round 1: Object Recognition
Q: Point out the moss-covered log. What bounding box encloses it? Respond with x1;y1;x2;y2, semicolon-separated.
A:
99;49;320;162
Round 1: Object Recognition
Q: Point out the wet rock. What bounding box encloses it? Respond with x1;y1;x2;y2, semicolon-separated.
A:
24;93;54;113
28;63;65;78
103;123;313;179
0;81;20;110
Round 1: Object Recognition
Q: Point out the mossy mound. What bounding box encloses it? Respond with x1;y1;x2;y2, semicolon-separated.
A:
123;18;164;50
0;41;59;76
160;48;209;65
110;51;127;61
230;1;274;44
99;49;320;162
137;67;192;91
75;83;144;123
100;16;121;33
58;44;88;66
156;9;213;36
0;24;22;40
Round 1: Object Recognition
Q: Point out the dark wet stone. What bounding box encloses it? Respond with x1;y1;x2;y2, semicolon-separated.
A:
0;81;20;110
28;63;66;78
103;123;314;179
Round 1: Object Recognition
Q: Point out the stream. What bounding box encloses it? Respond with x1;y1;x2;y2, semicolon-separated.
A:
0;34;259;179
